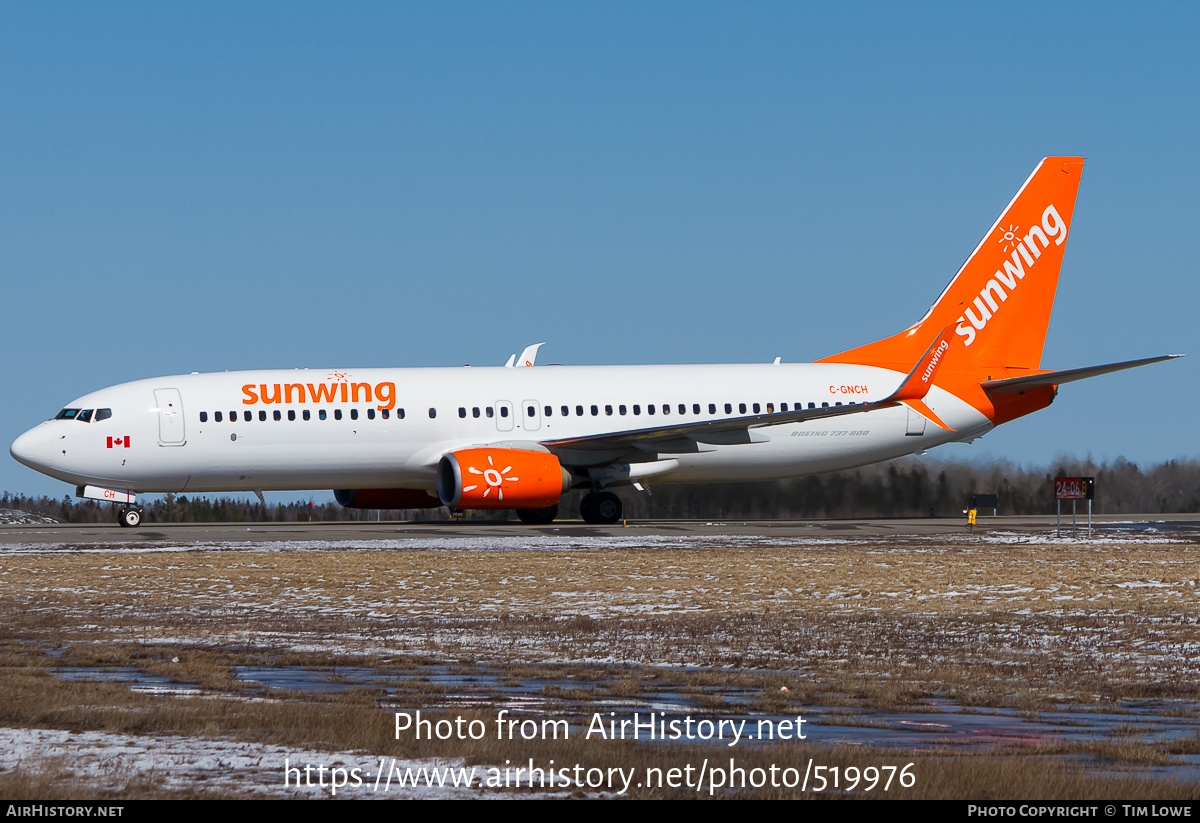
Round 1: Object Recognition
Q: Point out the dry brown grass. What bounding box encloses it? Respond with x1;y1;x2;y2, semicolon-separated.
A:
2;535;1199;798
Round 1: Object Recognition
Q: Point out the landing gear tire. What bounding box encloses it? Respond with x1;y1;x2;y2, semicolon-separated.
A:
580;491;621;525
516;505;558;525
117;508;142;528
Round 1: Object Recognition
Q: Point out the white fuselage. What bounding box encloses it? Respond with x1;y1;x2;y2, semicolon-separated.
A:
11;363;992;496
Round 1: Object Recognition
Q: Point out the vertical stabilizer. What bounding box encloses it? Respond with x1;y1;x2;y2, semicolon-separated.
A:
819;157;1084;373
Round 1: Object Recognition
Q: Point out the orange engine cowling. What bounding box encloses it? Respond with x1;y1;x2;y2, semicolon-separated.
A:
333;488;442;509
437;448;568;509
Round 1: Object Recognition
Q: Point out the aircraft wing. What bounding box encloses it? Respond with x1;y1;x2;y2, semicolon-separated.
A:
540;399;898;454
980;355;1182;393
543;327;958;457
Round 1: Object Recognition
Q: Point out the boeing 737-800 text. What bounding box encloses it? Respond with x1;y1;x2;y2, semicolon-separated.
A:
10;157;1179;526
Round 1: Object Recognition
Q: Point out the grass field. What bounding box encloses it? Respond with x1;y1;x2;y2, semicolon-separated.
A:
1;528;1198;798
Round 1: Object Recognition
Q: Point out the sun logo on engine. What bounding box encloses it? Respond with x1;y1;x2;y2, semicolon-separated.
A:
998;224;1021;253
462;454;519;500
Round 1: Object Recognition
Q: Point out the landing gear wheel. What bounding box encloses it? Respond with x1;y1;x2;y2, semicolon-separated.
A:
581;491;621;525
516;505;558;525
117;508;142;528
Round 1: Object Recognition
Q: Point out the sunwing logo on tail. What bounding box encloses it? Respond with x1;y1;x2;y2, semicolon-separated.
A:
955;204;1068;346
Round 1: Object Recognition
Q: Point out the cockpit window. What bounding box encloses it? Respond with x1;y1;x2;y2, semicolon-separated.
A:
55;408;81;420
95;408;112;422
78;409;94;423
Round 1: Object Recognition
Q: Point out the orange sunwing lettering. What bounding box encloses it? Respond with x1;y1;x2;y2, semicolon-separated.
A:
351;383;373;403
240;379;396;407
308;383;339;403
375;382;396;410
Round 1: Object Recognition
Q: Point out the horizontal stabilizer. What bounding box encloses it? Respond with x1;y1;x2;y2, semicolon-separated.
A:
981;355;1183;394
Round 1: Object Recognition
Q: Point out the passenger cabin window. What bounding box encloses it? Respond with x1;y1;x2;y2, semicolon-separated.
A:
619;404;627;415
200;412;208;423
591;405;598;416
303;409;311;421
739;403;747;414
473;407;481;418
692;404;700;414
334;409;342;420
367;409;376;420
647;405;655;415
561;406;569;416
753;403;761;414
486;407;493;418
319;409;327;420
528;405;537;417
244;411;252;422
274;410;282;421
633;405;641;415
459;407;467;418
215;411;223;422
351;409;359;420
724;403;732;414
544;406;552;417
429;408;437;418
260;410;267;421
709;404;716;414
382;409;390;419
288;410;296;421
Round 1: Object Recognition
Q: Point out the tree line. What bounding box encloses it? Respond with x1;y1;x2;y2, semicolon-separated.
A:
3;455;1198;524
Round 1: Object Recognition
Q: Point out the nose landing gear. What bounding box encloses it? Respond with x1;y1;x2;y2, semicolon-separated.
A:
117;508;143;528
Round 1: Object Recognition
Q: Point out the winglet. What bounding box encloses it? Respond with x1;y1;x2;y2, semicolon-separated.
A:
515;342;546;368
883;326;956;431
886;326;954;403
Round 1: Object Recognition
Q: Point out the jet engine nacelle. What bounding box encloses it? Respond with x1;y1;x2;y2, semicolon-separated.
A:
437;448;568;509
333;488;442;509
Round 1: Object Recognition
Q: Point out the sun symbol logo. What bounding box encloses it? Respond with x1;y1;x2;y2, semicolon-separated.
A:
998;224;1021;253
327;371;352;382
463;455;519;500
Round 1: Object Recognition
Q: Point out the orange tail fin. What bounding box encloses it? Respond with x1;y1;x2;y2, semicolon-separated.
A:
819;157;1084;373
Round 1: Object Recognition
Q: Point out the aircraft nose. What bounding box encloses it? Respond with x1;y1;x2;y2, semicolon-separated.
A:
10;425;56;471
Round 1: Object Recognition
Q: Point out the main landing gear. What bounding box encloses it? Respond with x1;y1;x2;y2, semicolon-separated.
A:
516;504;558;525
580;491;622;525
117;507;143;528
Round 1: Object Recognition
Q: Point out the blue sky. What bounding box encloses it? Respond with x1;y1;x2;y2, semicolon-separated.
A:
3;1;1196;501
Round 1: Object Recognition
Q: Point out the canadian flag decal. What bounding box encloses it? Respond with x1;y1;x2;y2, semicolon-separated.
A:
107;436;131;449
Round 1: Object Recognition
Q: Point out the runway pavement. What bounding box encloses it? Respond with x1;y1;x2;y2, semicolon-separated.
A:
2;513;1197;546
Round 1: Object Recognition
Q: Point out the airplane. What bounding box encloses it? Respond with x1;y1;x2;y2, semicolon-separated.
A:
10;156;1180;528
